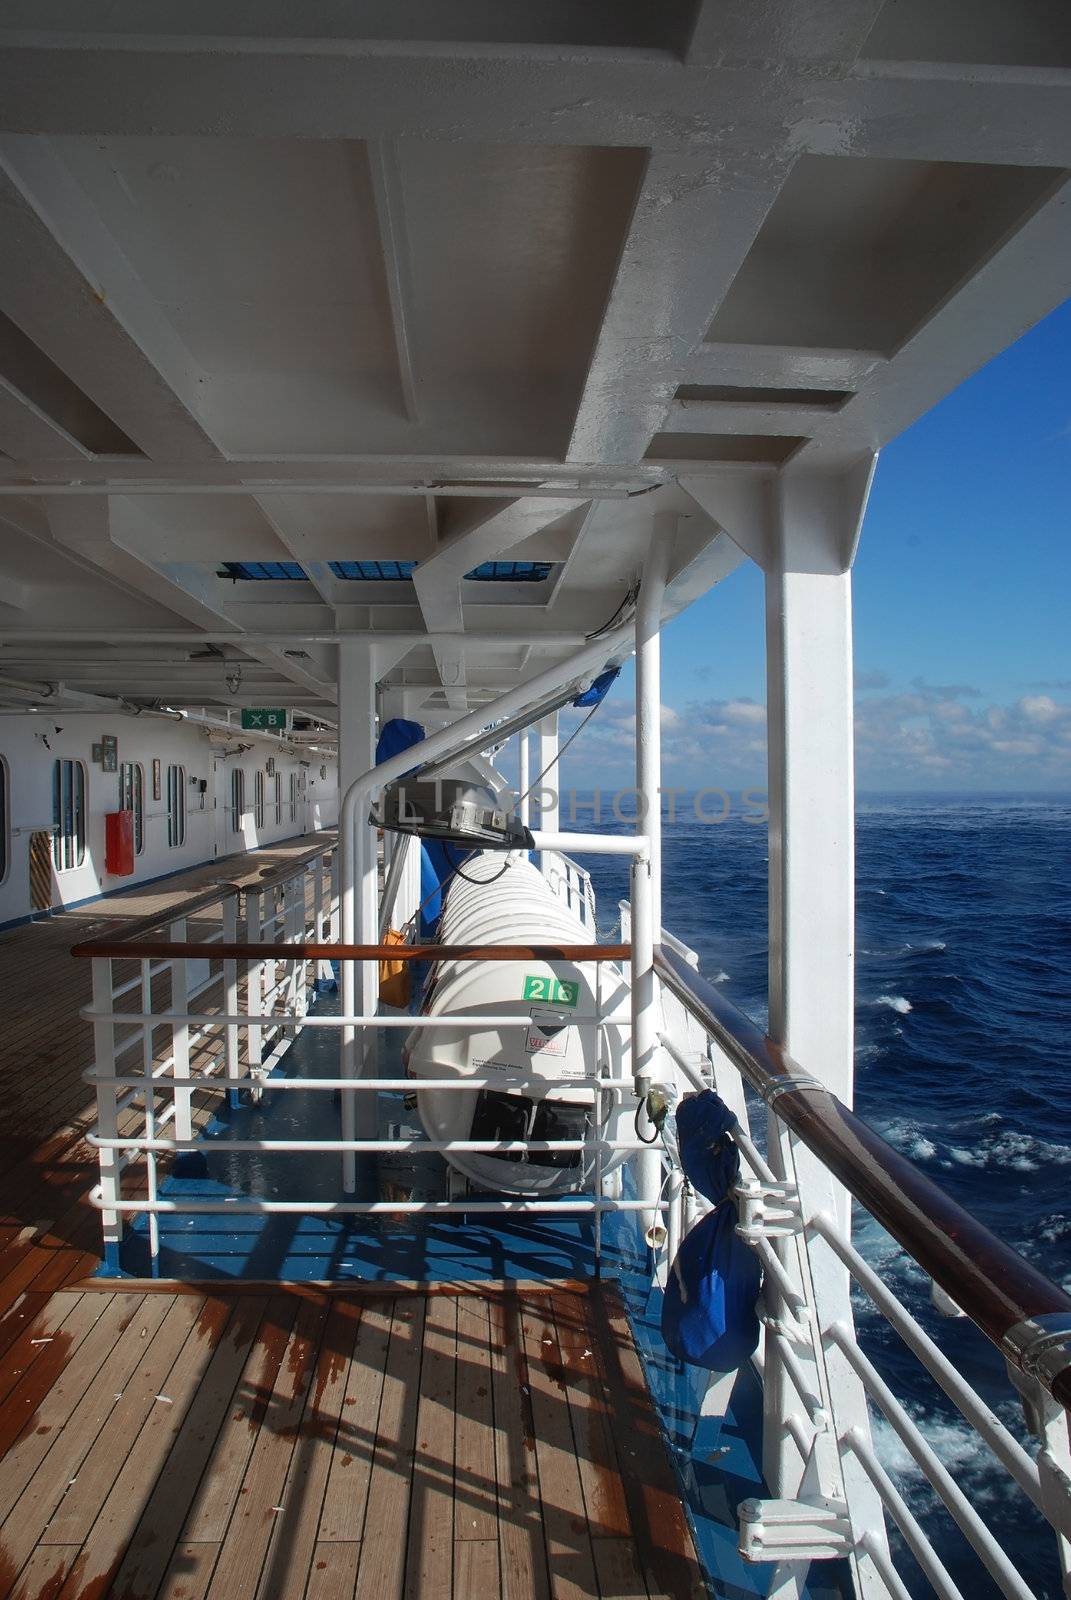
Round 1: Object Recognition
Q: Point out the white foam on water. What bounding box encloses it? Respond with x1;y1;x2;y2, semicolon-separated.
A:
876;994;913;1014
948;1129;1071;1173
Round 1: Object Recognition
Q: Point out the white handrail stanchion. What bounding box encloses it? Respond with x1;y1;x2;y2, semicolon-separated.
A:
92;956;122;1275
246;887;263;1073
140;956;160;1270
169;917;193;1143
223;893;240;1110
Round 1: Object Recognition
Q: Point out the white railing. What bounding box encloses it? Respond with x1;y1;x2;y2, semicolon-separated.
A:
540;847;598;930
75;855;664;1278
654;941;1071;1600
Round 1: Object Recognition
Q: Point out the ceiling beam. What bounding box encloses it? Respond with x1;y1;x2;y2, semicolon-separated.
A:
566;150;789;465
44;495;339;704
0;45;1067;167
0;139;221;460
413;495;586;706
367;139;420;423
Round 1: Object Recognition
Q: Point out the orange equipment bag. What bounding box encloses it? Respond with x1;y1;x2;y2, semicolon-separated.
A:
379;927;412;1009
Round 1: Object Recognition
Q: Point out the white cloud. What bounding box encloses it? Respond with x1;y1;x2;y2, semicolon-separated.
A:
559;684;1071;789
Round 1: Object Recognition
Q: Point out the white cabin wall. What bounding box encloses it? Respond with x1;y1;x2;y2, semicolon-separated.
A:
0;713;338;929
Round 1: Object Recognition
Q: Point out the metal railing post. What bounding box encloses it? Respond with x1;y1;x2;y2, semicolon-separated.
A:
140;956;160;1271
91;956;122;1274
169;917;193;1142
246;887;263;1071
223;892;240;1111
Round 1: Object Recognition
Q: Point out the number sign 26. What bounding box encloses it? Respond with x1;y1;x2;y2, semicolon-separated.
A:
522;975;579;1008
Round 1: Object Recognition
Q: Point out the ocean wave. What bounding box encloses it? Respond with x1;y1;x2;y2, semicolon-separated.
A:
947;1129;1071;1173
875;994;913;1014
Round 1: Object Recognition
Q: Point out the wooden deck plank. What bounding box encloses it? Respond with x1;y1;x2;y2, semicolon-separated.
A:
488;1294;550;1600
454;1537;501;1596
181;1295;298;1544
69;1296;263;1600
254;1299;363;1600
41;1293;206;1545
550;1292;631;1540
518;1299;600;1600
0;1540;80;1600
157;1541;221;1600
352;1298;426;1600
306;1541;361;1600
204;1295;330;1600
404;1293;456;1600
0;1292;173;1572
0;1293;144;1517
584;1292;706;1600
317;1299;391;1543
589;1537;650;1600
454;1296;498;1544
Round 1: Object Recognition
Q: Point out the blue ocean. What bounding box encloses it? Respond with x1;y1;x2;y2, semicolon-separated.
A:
576;792;1071;1600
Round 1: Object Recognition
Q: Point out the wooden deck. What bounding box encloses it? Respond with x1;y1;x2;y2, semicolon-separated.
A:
0;848;706;1599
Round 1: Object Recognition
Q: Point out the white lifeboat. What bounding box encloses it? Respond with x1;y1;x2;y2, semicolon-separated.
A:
405;852;631;1194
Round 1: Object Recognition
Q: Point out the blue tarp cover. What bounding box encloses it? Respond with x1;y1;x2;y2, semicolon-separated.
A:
661;1090;762;1371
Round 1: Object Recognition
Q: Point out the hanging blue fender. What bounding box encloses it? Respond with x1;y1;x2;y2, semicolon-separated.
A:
660;1090;762;1371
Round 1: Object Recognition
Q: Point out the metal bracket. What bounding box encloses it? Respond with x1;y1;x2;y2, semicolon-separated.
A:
1003;1313;1071;1393
761;1074;825;1108
738;1496;853;1564
734;1178;803;1240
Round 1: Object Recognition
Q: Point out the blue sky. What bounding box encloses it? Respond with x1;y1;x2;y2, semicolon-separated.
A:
562;298;1071;793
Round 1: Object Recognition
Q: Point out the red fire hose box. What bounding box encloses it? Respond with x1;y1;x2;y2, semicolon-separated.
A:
105;809;135;876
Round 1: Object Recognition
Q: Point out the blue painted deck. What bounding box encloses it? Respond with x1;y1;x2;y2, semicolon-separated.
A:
110;989;848;1600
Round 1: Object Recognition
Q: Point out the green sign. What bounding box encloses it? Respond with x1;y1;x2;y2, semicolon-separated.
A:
241;708;289;732
522;975;579;1008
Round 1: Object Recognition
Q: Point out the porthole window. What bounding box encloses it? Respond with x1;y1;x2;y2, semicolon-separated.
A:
166;764;186;848
52;759;87;871
118;762;145;854
231;769;245;834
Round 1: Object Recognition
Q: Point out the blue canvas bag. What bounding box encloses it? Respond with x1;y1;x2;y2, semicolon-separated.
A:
660;1091;762;1371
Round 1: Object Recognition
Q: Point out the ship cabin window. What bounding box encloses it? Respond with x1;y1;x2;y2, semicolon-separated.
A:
231;769;245;834
0;755;8;884
254;769;265;830
166;764;186;848
289;771;298;824
117;762;145;855
274;771;283;824
51;759;86;871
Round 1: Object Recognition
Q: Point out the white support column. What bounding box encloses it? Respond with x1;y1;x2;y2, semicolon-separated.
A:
338;637;379;1179
685;461;890;1595
632;519;674;1254
537;712;559;874
517;728;531;828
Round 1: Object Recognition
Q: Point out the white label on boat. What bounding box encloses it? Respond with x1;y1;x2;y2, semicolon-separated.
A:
525;1010;569;1057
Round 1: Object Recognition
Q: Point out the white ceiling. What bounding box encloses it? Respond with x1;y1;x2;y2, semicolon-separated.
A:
0;0;1067;722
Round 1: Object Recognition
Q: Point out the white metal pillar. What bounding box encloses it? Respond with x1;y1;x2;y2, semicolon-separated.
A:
683;462;890;1596
338;638;379;1177
517;728;531;828
631;518;674;1250
536;712;559;872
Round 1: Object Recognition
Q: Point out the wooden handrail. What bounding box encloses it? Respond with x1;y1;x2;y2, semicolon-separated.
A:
71;938;630;963
70;880;245;952
654;942;1071;1412
244;834;337;895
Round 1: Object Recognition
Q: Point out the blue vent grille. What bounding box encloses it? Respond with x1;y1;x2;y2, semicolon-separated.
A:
465;562;553;582
221;559;556;583
220;561;306;580
328;561;418;580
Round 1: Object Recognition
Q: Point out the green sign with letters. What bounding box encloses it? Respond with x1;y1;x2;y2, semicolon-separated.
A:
522;975;579;1008
241;708;289;732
